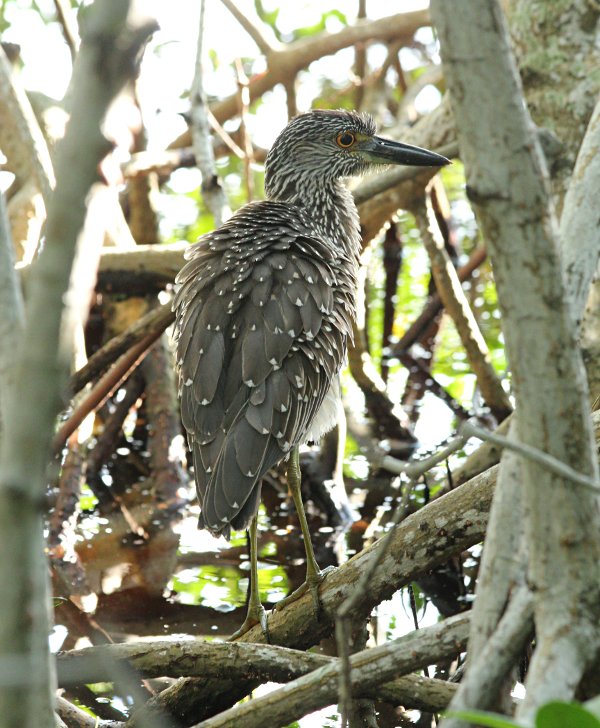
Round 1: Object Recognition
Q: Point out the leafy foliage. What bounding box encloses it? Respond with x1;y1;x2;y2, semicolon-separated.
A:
449;702;600;728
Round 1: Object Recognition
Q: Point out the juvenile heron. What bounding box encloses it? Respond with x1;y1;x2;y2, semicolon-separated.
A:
173;109;449;637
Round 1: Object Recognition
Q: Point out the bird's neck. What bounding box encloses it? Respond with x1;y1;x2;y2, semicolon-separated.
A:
289;179;362;264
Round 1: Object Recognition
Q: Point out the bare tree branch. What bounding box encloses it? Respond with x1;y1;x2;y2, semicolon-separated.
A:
190;0;230;226
219;0;275;57
57;639;457;713
55;325;164;453
170;9;431;145
0;190;24;429
56;695;116;728
193;614;470;728
560;95;600;328
414;196;512;421
126;464;494;725
462;420;600;493
0;47;55;207
392;244;487;359
52;0;80;59
0;4;157;725
69;303;174;396
443;586;533;726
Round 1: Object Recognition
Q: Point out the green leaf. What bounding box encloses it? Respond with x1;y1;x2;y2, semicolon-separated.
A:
447;703;600;728
446;710;525;728
535;702;600;728
293;9;348;40
80;485;98;512
254;0;281;41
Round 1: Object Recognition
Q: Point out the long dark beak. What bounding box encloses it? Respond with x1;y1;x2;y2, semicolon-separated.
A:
365;136;450;167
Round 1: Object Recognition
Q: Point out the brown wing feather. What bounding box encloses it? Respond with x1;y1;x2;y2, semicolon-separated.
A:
173;201;356;537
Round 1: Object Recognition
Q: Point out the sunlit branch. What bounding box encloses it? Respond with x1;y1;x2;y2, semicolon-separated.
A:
461;420;600;493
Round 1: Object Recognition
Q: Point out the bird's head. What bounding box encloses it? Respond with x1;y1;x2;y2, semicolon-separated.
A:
264;109;449;201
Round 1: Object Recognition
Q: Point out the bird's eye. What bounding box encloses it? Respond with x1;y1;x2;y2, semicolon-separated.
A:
336;131;356;148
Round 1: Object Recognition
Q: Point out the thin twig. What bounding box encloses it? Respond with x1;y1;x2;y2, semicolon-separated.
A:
336;614;354;727
348;318;416;444
191;0;230;227
219;0;275;57
234;58;254;202
69;302;174;396
399;351;471;421
54;327;164;454
379;434;468;478
346;408;468;479
86;372;144;484
207;110;245;159
392;245;487;357
336;432;467;723
398;65;443;123
122;148;197;178
53;0;80;59
461;420;600;493
168;10;430;137
415;194;512;421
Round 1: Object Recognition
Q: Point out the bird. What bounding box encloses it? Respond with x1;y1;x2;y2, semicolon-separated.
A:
173;109;449;638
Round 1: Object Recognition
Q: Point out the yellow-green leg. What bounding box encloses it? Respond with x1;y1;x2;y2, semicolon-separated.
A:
276;446;334;613
229;515;270;641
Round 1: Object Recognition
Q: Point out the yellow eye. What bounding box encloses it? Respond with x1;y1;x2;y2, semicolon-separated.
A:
336;131;356;148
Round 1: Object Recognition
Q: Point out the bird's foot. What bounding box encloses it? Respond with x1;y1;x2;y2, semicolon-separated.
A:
275;565;336;616
228;602;270;643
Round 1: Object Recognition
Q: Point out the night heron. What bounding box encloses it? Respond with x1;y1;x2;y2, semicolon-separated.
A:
173;109;449;637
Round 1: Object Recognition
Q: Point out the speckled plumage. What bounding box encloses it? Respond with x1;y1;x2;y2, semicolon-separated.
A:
173;109;448;538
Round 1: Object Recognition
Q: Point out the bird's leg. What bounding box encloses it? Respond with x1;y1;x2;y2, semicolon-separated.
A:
276;446;334;614
229;515;270;642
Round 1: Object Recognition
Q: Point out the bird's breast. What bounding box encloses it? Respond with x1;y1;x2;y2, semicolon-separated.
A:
303;378;341;443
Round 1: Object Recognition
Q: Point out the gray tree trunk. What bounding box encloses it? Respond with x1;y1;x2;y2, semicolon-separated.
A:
0;2;156;726
504;0;600;213
432;0;600;722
